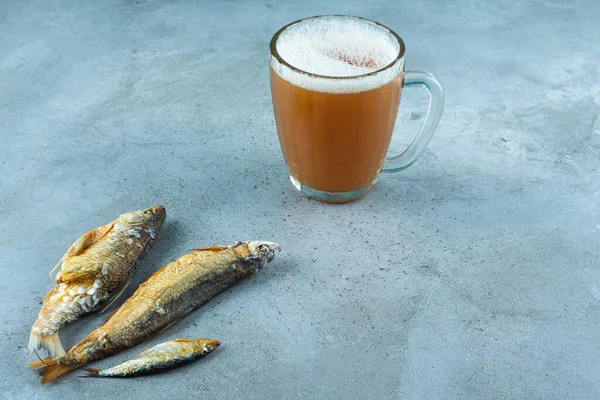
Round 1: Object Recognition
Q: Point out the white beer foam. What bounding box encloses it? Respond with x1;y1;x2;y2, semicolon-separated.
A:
272;16;403;94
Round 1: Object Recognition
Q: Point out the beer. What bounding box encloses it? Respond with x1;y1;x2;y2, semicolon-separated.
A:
270;16;405;197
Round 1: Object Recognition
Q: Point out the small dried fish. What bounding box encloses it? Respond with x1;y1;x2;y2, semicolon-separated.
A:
29;206;166;359
81;338;220;378
30;241;280;384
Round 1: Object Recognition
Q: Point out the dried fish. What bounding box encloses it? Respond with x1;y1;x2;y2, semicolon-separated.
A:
29;206;166;359
81;338;220;378
30;241;280;384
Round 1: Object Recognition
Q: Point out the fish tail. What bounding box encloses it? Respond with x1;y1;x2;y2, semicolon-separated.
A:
28;331;66;359
29;358;79;385
80;368;102;378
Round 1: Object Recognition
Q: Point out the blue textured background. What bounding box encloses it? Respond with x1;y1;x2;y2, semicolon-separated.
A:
1;1;599;398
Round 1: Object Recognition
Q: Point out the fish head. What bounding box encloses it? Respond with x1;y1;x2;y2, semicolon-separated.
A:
196;339;220;354
118;205;166;231
246;241;281;268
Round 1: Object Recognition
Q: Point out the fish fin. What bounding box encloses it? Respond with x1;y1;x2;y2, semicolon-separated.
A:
28;332;67;359
29;358;79;385
29;358;51;371
97;276;132;316
48;261;63;280
145;263;172;281
80;368;102;378
51;220;116;279
69;220;116;256
40;289;54;305
171;338;193;343
192;245;229;252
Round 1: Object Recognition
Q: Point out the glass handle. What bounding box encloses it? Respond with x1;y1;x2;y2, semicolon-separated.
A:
382;70;445;173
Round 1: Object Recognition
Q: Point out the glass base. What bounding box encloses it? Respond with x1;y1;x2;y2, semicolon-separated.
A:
289;175;376;203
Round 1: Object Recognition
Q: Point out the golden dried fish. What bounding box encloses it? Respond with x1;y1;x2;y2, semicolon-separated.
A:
30;241;280;384
81;338;220;378
29;205;166;359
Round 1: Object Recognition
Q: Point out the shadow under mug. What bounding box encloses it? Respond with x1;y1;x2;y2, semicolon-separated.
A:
270;15;444;203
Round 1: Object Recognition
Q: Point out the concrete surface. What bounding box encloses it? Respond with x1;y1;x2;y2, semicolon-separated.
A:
1;0;599;399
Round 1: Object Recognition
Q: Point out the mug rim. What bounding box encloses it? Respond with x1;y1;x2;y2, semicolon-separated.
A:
269;15;406;81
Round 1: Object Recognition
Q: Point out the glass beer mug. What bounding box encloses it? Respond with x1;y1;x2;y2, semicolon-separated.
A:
270;15;444;203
